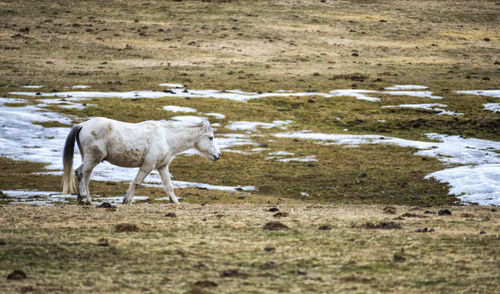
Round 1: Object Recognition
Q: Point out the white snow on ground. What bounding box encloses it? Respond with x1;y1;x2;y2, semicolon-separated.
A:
274;131;500;205
383;91;442;99
456;90;500;98
159;83;184;88
10;86;443;103
329;89;380;102
72;85;91;89
204;112;226;119
171;115;207;124
226;120;293;132
146;181;256;192
277;156;318;162
484;103;500;113
22;85;43;89
425;165;500;206
383;103;463;116
385;85;428;90
1;190;70;205
37;98;90;110
0;98;26;104
269;151;294;156
162;105;197;113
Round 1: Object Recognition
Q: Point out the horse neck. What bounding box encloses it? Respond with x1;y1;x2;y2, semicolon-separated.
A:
164;124;200;155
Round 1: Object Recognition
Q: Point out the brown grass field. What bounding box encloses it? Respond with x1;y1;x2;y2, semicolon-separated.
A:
0;0;499;293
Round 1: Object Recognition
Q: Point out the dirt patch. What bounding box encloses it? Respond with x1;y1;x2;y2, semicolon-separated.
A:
360;222;402;230
193;280;217;288
114;223;141;232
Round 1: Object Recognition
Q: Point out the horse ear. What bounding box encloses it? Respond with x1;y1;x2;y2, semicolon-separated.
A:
201;120;211;130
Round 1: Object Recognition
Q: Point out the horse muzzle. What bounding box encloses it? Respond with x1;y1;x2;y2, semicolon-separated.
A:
212;153;221;161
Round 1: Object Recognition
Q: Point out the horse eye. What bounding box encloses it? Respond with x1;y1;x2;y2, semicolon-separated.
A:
209;136;213;141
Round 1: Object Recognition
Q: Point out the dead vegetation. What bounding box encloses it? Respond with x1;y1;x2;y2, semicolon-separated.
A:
0;204;498;293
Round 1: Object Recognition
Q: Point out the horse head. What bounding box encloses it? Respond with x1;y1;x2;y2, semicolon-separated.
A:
195;120;221;161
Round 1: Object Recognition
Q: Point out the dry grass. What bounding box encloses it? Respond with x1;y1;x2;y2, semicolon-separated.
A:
0;204;498;293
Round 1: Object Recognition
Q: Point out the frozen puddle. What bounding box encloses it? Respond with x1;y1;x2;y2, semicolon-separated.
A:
10;84;445;103
274;131;500;205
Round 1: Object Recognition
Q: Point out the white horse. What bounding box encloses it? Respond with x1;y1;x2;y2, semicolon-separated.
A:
62;117;221;205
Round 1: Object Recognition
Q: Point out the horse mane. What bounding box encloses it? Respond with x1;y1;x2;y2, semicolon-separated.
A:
160;119;209;129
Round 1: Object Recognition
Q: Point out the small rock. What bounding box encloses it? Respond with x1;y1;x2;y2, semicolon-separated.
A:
96;202;116;209
97;238;109;246
264;247;275;252
416;227;434;233
273;212;289;218
479;231;486;234
7;270;27;280
318;224;332;230
165;212;177;218
424;210;435;214
352;52;359;57
494;61;500;65
393;253;406;262
383;206;396;214
220;269;246;278
263;221;289;231
268;207;279;212
482;77;490;81
483;37;490;41
438;209;452;216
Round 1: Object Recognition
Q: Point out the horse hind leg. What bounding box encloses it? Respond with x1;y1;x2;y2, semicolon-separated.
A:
79;146;105;205
75;165;83;202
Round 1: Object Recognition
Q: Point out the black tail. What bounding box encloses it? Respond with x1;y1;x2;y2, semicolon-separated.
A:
62;125;82;194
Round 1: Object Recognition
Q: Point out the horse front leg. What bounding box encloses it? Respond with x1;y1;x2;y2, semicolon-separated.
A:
123;165;153;205
158;166;179;204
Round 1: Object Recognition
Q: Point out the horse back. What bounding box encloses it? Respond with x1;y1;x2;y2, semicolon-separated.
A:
80;117;164;167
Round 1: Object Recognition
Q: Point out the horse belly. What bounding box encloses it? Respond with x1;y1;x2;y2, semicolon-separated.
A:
105;142;148;167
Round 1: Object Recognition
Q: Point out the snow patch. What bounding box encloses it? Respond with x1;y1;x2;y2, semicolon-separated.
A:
171;115;207;124
204;112;226;119
425;165;500;206
162;105;197;113
385;85;428;90
225;120;292;132
383;91;442;99
456;90;500;98
159;83;184;88
22;85;43;89
484;103;500;113
72;85;91;89
383;103;463;116
329;89;380;102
